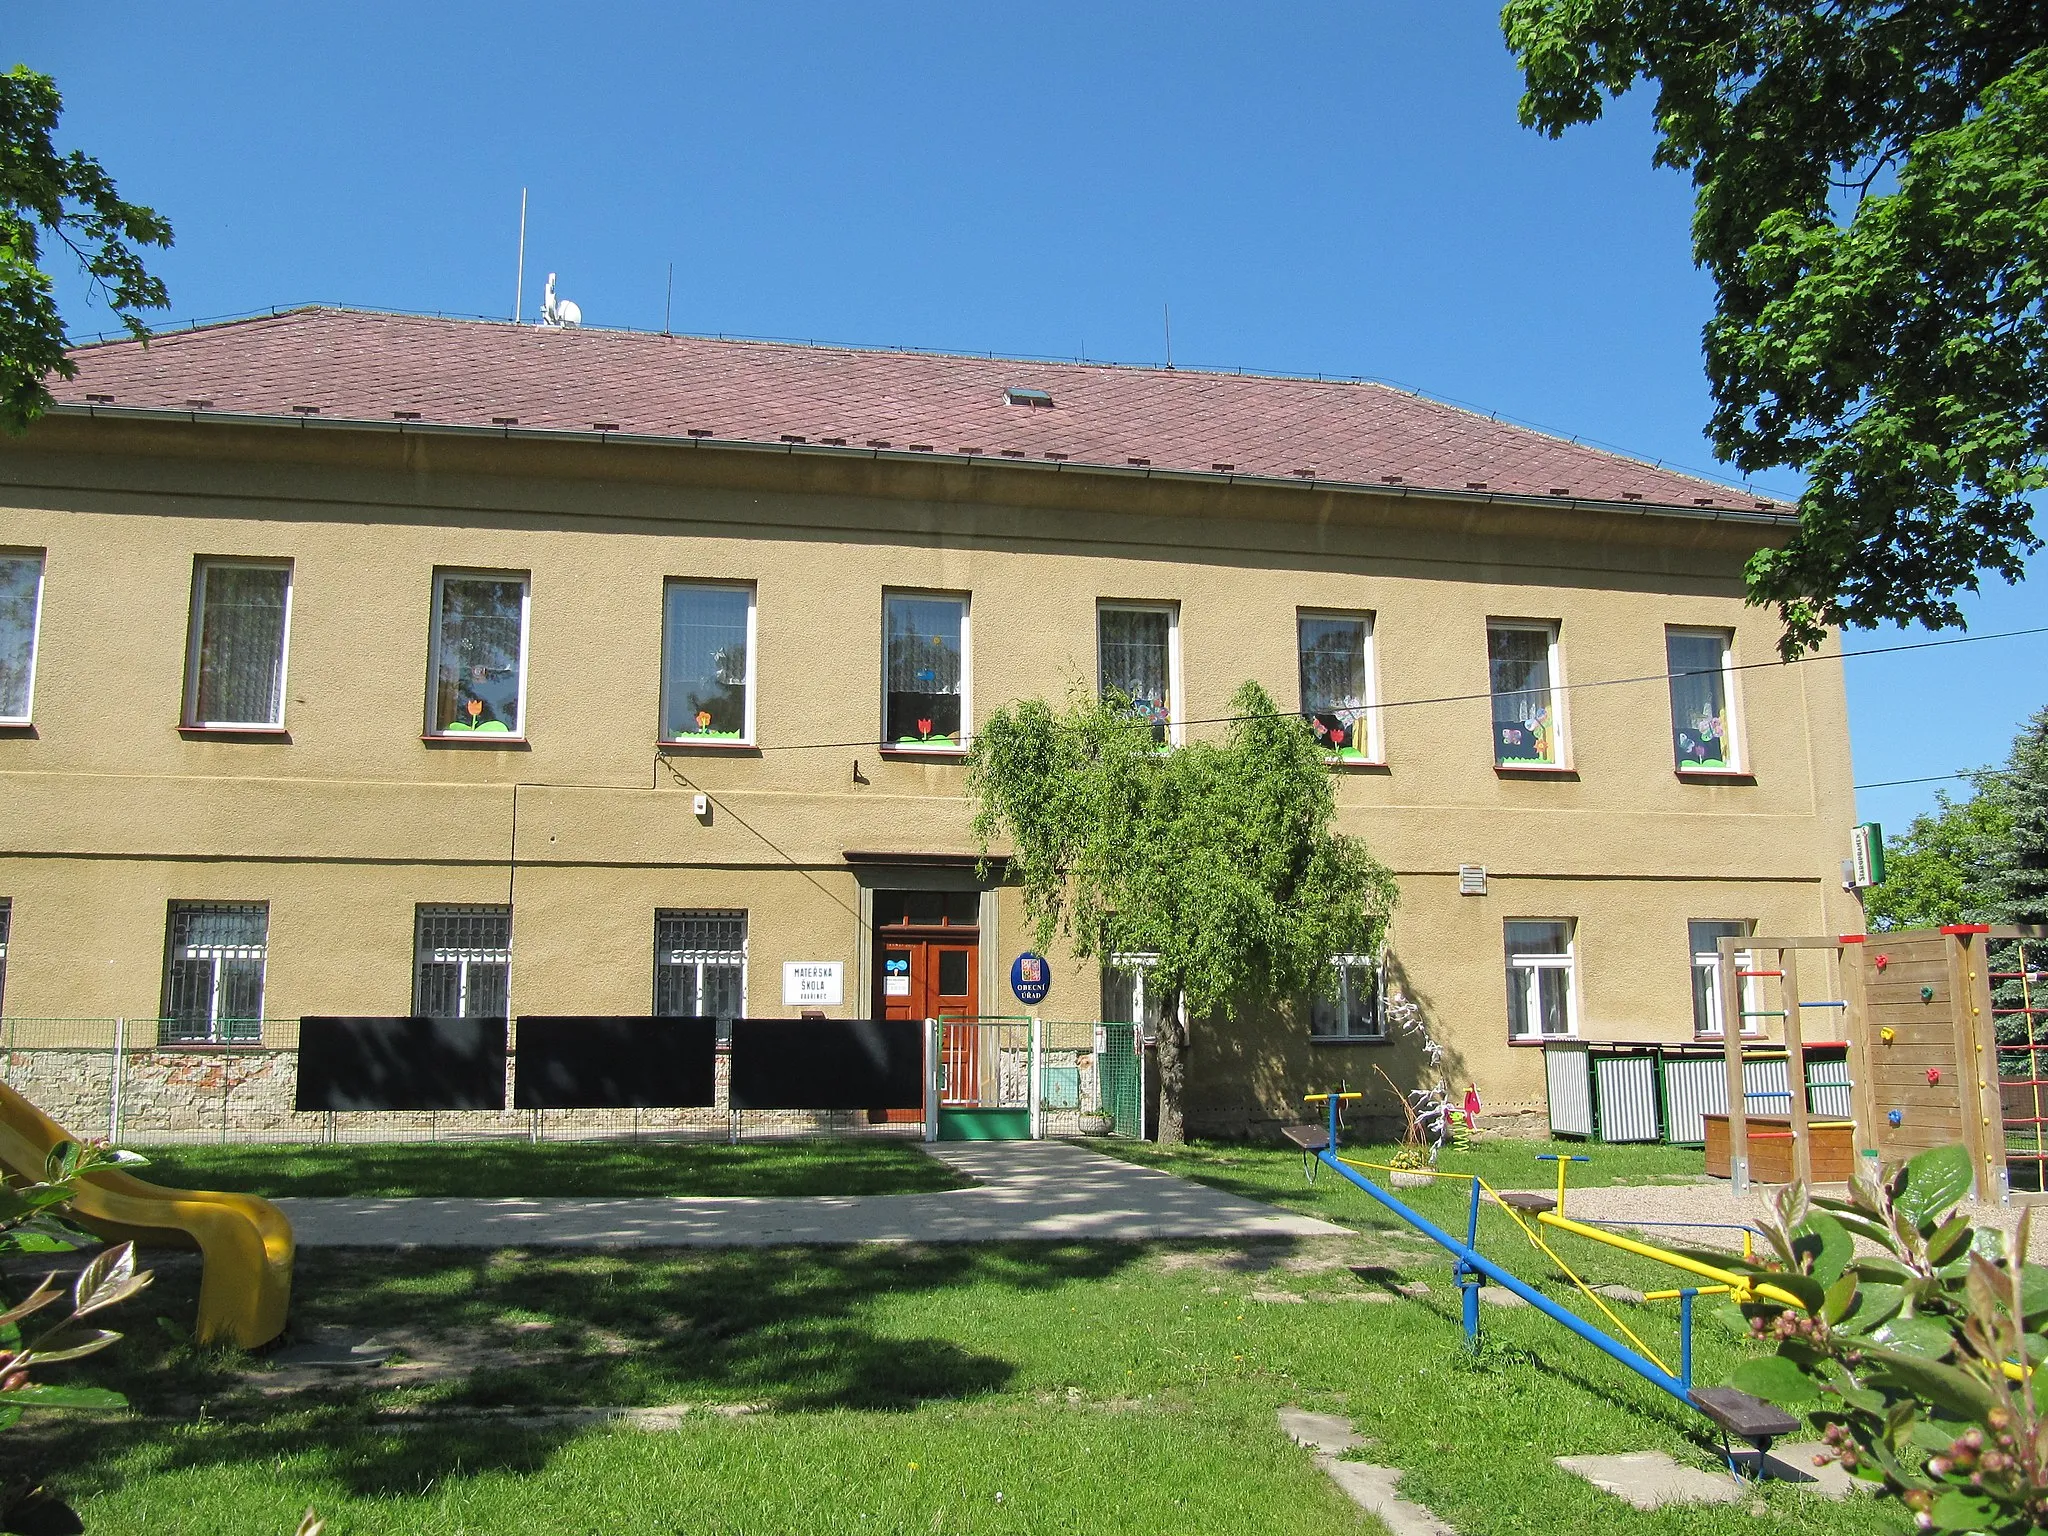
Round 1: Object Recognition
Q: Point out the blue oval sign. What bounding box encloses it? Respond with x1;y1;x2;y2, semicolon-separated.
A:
1010;952;1052;1005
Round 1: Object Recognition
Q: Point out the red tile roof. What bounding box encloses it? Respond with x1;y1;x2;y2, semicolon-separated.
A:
54;307;1782;514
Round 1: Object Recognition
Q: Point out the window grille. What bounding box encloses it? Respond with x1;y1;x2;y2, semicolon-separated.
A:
654;910;746;1018
162;902;267;1043
1310;955;1385;1040
186;561;291;727
1505;919;1576;1039
415;906;512;1018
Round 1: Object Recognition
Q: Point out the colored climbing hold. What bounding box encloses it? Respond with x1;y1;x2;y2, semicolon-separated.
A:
1921;986;1935;1002
1888;1109;1904;1127
1926;1068;1941;1085
1875;953;1890;970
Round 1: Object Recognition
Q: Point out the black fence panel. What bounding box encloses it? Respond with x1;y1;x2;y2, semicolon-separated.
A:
730;1018;924;1111
512;1016;717;1110
295;1017;509;1112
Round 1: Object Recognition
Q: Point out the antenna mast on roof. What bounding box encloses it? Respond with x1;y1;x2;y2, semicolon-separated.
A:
514;188;528;323
1163;303;1174;369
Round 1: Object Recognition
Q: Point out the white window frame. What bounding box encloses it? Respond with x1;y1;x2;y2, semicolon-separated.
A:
182;558;294;730
654;909;749;1018
1487;619;1568;768
1689;919;1763;1038
0;549;46;727
1505;918;1578;1040
1296;609;1381;764
1667;626;1742;774
1104;953;1175;1038
426;569;532;740
659;580;757;748
880;589;971;755
1309;953;1387;1041
1097;601;1183;747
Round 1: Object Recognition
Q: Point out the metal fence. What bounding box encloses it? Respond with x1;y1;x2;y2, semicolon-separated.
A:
0;1015;1144;1146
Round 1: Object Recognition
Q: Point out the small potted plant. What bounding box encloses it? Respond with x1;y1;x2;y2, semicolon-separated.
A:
1077;1103;1115;1136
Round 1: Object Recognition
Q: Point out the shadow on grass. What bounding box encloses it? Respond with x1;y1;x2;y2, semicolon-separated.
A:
36;1235;1224;1505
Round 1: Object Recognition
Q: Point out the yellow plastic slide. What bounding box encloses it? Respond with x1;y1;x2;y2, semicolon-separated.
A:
0;1081;292;1348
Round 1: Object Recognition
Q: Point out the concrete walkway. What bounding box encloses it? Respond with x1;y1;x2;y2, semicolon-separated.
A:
274;1140;1350;1248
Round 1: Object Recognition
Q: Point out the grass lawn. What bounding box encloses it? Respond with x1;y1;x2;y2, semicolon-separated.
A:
131;1139;970;1199
30;1137;1895;1536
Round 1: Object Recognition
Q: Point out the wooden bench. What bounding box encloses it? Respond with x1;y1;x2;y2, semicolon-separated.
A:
1688;1386;1800;1456
1495;1191;1557;1215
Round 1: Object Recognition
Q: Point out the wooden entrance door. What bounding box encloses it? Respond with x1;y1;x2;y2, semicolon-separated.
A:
873;891;980;1116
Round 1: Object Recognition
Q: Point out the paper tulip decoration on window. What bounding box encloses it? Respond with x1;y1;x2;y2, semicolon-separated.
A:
467;699;482;722
696;710;712;731
917;718;933;738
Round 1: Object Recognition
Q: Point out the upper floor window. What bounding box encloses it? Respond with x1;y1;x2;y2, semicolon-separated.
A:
883;592;968;751
1689;919;1760;1037
1310;955;1385;1040
1667;628;1739;773
1505;919;1575;1039
655;910;747;1018
1298;612;1377;762
428;571;528;738
1488;622;1563;767
414;905;511;1018
1099;603;1179;746
661;581;754;745
184;560;291;729
0;551;45;725
161;901;267;1044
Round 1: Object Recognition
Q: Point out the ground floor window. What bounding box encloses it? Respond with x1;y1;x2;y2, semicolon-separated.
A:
0;898;10;1015
1102;956;1174;1035
1505;919;1575;1039
655;910;747;1018
162;902;267;1043
1310;955;1385;1040
1689;919;1760;1037
415;906;511;1018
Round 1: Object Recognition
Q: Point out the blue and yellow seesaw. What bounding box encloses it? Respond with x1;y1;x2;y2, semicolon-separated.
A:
1297;1090;1807;1472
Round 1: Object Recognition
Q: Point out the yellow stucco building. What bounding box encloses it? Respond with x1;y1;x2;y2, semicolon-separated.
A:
0;308;1860;1135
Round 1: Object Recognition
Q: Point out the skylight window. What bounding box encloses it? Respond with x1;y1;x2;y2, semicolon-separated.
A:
1004;387;1053;408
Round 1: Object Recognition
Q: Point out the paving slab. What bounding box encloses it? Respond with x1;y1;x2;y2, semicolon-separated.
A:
1732;1443;1869;1499
1477;1285;1526;1308
1279;1409;1455;1536
1555;1451;1742;1510
1319;1462;1458;1536
274;1140;1351;1247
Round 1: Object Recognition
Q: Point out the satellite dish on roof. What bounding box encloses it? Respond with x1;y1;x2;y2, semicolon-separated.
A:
540;271;581;328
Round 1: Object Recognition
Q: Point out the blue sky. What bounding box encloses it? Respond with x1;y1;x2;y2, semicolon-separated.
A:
20;3;2042;833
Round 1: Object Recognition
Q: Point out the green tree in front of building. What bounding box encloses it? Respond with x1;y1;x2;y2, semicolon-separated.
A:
1864;787;2010;933
966;679;1398;1144
1503;3;2048;656
1;64;172;431
1989;704;2048;928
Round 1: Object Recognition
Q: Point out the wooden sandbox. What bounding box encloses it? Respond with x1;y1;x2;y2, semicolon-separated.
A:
1704;1114;1857;1184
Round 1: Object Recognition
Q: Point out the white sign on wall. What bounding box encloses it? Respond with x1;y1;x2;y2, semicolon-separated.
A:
782;961;844;1008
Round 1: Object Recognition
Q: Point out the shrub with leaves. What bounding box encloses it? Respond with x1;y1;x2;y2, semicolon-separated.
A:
1719;1144;2046;1532
0;1140;155;1530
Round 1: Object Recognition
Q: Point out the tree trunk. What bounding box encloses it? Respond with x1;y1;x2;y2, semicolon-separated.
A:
1154;991;1188;1144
